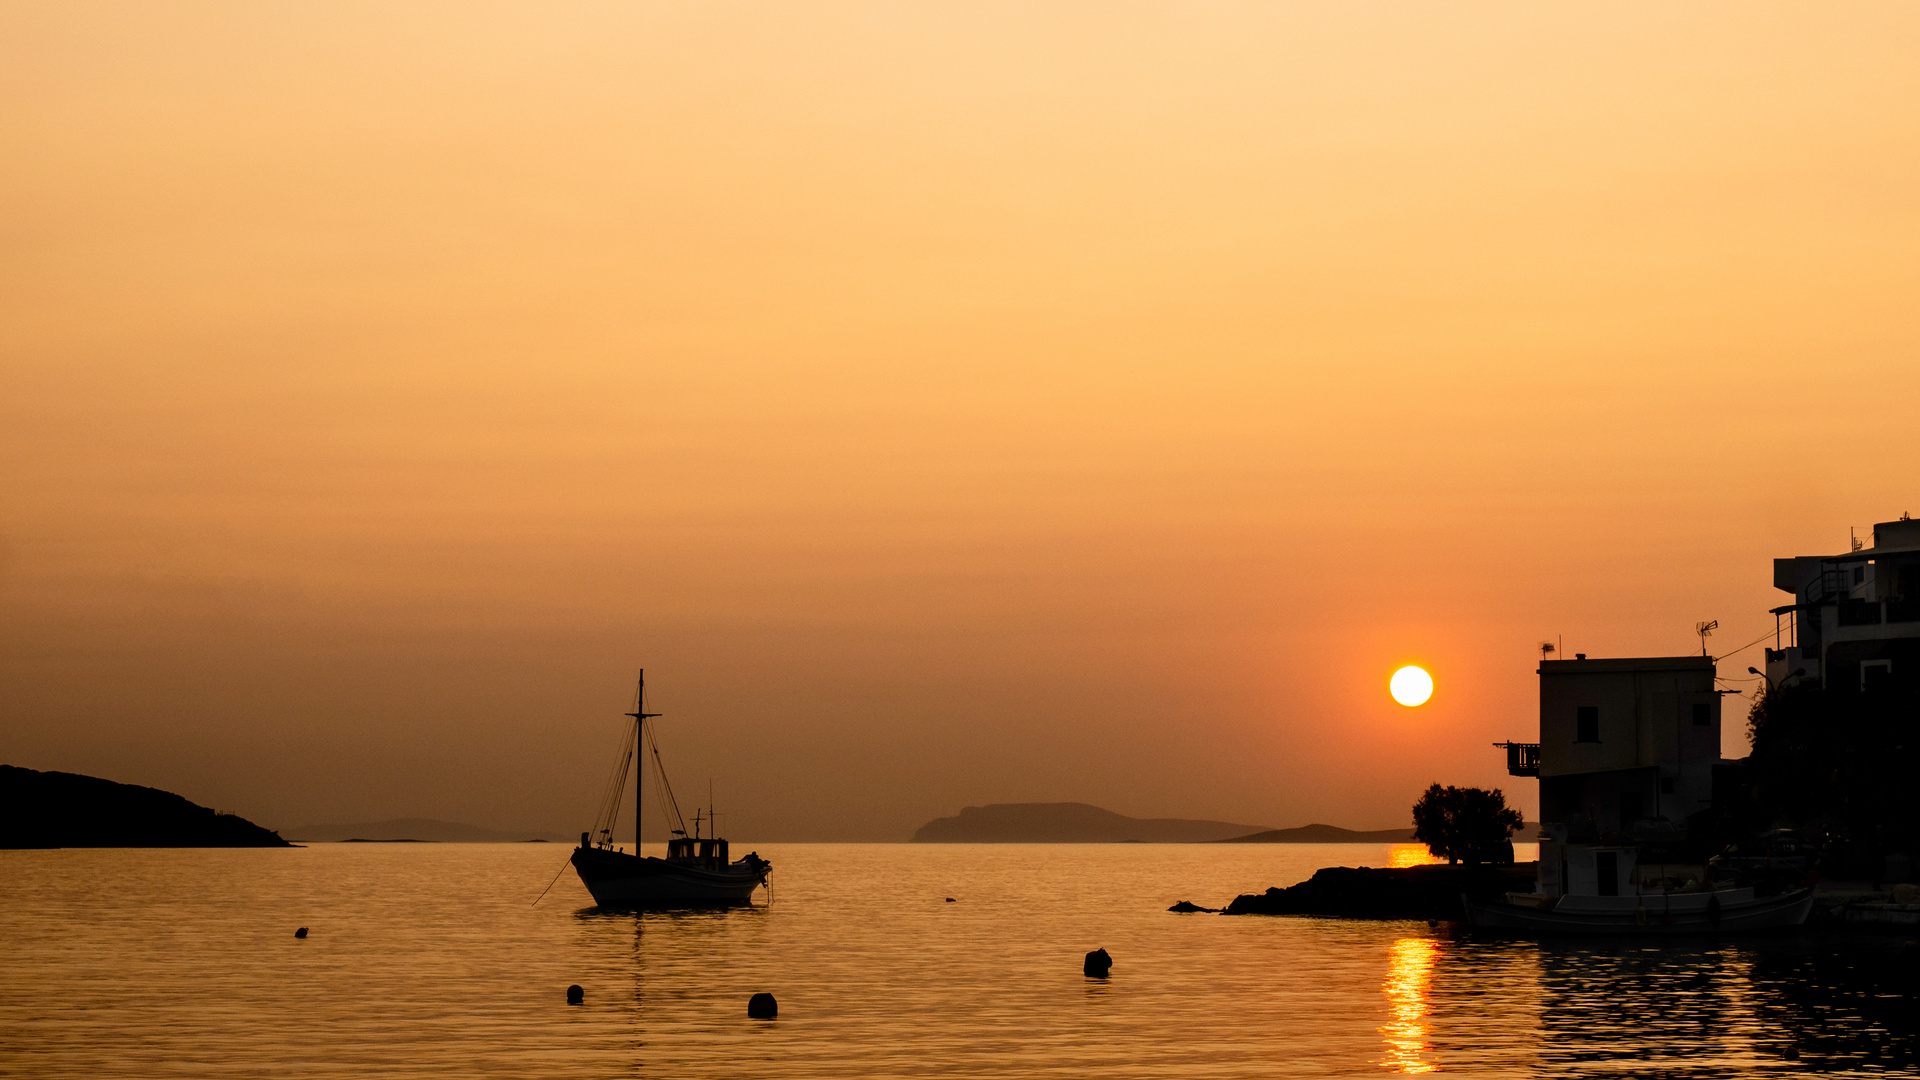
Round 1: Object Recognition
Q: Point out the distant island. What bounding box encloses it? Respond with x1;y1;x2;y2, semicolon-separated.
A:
1221;822;1542;843
0;765;291;848
1218;824;1418;843
282;818;569;843
913;803;1273;842
913;802;1540;843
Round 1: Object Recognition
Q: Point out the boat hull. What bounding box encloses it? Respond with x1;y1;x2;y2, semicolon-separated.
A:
570;846;769;907
1464;887;1815;935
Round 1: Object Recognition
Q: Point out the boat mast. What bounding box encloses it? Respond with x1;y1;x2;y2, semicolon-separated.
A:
626;669;660;855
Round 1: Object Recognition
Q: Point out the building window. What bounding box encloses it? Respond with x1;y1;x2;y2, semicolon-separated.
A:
1854;566;1866;586
1691;703;1711;726
1576;706;1599;743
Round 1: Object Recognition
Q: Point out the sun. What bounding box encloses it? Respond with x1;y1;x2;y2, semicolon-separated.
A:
1390;665;1433;707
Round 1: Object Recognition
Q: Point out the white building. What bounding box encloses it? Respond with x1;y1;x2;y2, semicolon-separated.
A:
1503;654;1721;897
1768;516;1920;695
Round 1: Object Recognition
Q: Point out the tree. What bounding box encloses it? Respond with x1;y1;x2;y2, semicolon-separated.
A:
1411;783;1523;866
1733;682;1919;875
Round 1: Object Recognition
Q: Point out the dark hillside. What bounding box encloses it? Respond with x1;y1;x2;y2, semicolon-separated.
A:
912;802;1271;843
0;765;292;848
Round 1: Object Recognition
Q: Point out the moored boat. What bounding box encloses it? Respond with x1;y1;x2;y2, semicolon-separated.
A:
1464;885;1815;935
570;671;771;907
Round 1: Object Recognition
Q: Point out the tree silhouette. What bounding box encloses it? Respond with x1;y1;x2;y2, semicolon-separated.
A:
1411;783;1523;865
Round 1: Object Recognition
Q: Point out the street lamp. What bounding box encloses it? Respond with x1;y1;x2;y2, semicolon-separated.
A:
1748;665;1807;693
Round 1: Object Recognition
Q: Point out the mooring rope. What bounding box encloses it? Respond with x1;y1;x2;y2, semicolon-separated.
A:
531;856;573;907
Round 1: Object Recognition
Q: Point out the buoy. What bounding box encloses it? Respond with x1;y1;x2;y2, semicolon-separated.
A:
294;927;308;939
1083;948;1112;978
748;992;778;1019
945;897;956;903
566;985;584;1005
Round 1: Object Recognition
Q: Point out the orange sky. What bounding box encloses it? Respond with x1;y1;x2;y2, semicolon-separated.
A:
3;2;1917;837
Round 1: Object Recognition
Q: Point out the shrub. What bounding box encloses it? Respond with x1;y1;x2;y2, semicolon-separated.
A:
1411;783;1523;865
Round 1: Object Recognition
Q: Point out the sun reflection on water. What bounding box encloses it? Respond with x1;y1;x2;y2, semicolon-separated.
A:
1380;937;1438;1074
1388;844;1441;868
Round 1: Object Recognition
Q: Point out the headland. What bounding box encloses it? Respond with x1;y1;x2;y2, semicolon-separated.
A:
0;764;292;848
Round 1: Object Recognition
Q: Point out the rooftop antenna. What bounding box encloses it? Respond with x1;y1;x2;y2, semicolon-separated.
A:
1695;620;1718;657
1539;640;1556;661
1852;527;1863;552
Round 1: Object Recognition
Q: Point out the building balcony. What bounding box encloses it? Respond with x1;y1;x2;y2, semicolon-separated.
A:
1838;600;1883;627
1496;741;1541;777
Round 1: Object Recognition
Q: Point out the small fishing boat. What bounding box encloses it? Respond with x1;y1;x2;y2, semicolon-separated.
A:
570;671;770;906
1464;885;1815;935
1464;838;1815;935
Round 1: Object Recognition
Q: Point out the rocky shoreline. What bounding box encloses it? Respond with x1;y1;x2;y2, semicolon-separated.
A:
1215;862;1537;920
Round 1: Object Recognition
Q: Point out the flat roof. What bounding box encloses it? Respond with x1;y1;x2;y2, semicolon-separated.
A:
1538;655;1715;675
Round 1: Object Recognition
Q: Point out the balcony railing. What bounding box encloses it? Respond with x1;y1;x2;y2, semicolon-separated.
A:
1495;741;1541;777
1838;600;1883;627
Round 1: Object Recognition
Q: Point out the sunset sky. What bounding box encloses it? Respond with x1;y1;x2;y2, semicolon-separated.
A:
3;2;1916;838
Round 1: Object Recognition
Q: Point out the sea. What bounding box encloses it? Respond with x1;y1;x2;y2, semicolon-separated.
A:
2;842;1914;1078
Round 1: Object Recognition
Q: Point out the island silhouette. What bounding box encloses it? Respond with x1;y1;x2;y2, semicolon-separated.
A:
1;765;291;848
916;802;1402;843
914;802;1541;844
282;818;569;843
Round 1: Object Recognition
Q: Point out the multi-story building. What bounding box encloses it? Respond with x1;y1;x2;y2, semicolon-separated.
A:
1767;515;1920;695
1501;513;1916;897
1502;655;1722;897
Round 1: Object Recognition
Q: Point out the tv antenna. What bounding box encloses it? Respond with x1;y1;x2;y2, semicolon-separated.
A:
1539;640;1556;660
1695;620;1718;656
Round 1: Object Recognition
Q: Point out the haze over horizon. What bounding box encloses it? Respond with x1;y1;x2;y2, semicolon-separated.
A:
3;3;1916;840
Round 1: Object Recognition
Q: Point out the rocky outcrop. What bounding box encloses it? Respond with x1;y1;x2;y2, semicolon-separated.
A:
1223;862;1537;920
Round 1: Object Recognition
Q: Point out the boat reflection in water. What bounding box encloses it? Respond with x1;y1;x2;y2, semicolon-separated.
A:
1527;937;1920;1075
1379;937;1438;1074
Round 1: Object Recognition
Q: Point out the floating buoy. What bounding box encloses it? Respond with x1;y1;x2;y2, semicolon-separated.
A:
294;927;308;939
1083;948;1112;978
945;897;956;903
567;985;584;1005
748;992;778;1019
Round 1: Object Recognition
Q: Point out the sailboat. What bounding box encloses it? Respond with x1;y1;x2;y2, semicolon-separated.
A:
570;671;771;906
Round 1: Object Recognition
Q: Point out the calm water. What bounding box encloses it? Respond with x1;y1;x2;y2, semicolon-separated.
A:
1;842;1914;1078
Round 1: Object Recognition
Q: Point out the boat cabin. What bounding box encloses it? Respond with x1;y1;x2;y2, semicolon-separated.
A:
667;836;730;868
1542;845;1635;897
